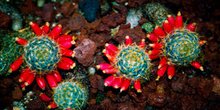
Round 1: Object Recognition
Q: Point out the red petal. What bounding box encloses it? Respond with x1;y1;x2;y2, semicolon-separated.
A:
163;20;174;33
125;36;132;46
104;75;116;87
46;74;58;88
186;23;196;31
167;65;175;79
48;101;58;109
48;24;62;39
60;48;75;58
19;68;31;83
15;37;28;46
36;77;46;90
112;77;123;89
191;61;203;71
41;22;50;34
153;25;166;38
167;15;175;26
147;33;159;42
120;78;131;92
103;68;117;74
139;39;145;48
96;63;114;70
24;72;35;86
134;80;141;93
30;22;42;36
105;43;119;52
9;56;23;73
175;11;183;28
52;71;62;82
40;93;51;102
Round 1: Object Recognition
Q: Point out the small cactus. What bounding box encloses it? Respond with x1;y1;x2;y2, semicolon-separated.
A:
143;2;173;27
52;81;89;109
97;36;152;92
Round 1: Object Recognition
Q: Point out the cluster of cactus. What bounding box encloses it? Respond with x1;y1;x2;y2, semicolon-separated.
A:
126;8;143;28
40;80;89;109
142;2;173;27
97;36;152;92
0;1;23;31
8;22;76;90
23;36;61;73
146;11;206;80
0;30;34;76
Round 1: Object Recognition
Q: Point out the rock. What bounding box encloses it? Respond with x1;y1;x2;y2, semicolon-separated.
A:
99;98;116;110
95;23;111;33
171;73;187;92
113;4;128;16
60;2;77;18
212;75;220;95
69;13;86;31
196;78;214;98
42;4;55;22
102;12;126;28
147;92;166;107
89;33;112;48
12;86;23;100
74;39;97;66
0;10;11;28
20;0;36;15
128;0;147;8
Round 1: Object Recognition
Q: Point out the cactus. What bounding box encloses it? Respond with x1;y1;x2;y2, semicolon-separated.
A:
162;29;201;65
141;21;155;33
0;30;34;76
147;12;205;80
115;43;151;80
8;22;76;90
97;36;152;92
52;81;89;109
142;2;173;27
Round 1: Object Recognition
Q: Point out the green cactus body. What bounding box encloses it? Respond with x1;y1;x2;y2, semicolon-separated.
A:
53;81;89;109
141;22;155;33
0;30;34;75
23;36;61;73
163;29;201;66
143;2;173;27
115;44;151;80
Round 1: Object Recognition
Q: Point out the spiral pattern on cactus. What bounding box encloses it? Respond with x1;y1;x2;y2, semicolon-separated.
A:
163;29;201;65
116;44;151;80
24;36;61;73
53;81;89;109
